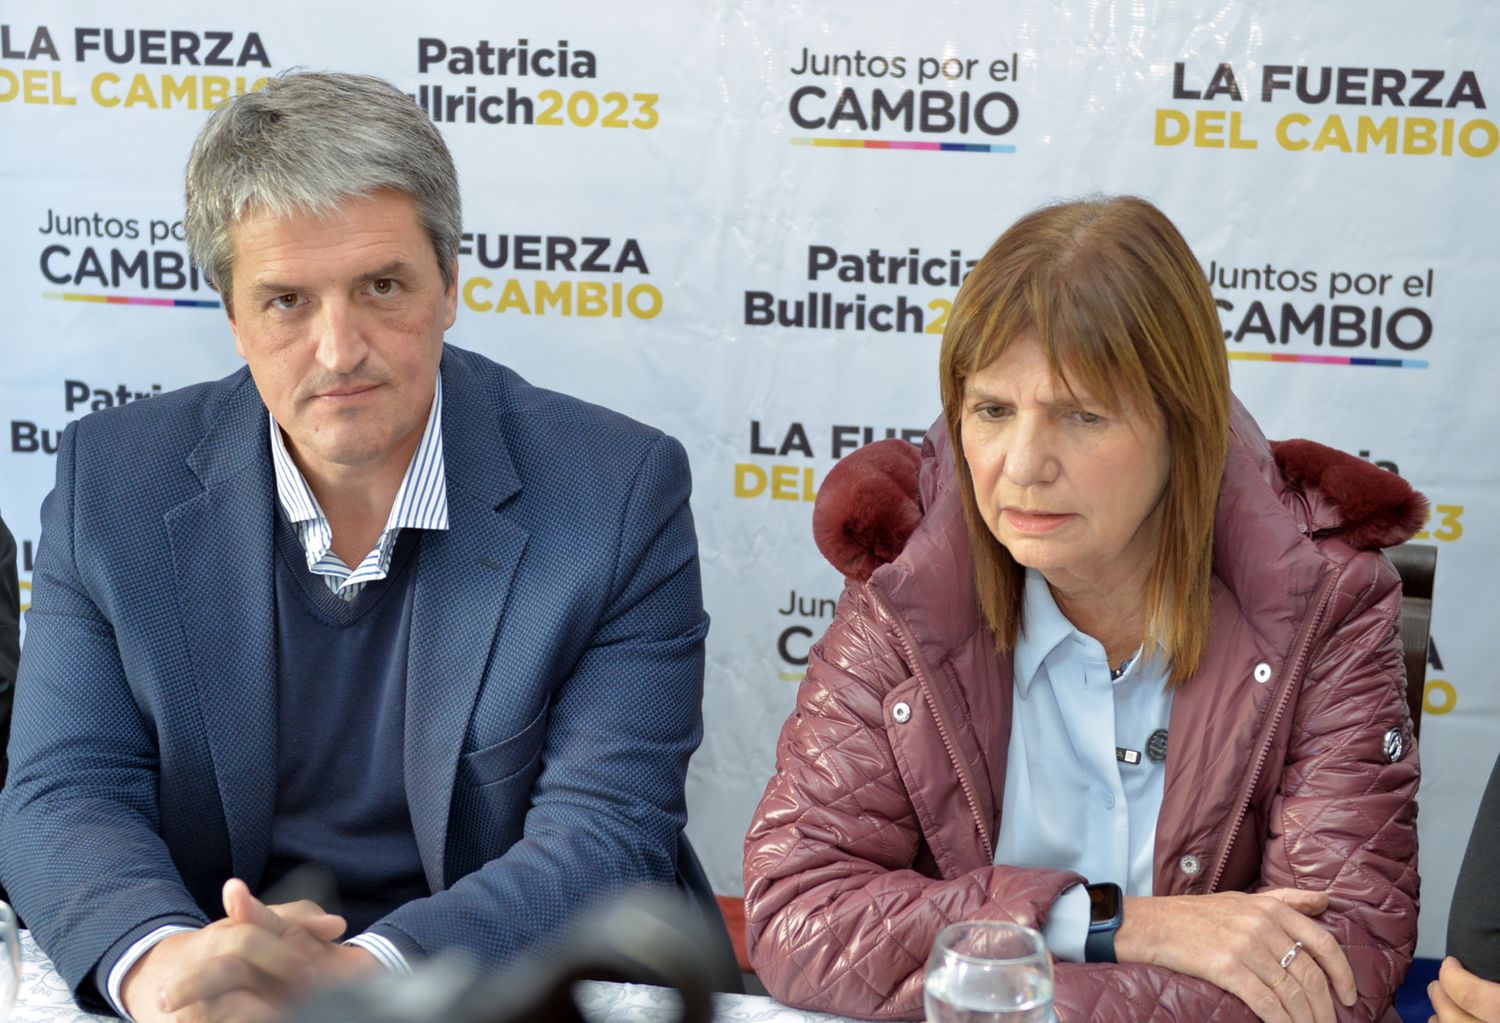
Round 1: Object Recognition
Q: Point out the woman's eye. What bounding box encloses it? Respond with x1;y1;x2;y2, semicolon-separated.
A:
1071;409;1103;425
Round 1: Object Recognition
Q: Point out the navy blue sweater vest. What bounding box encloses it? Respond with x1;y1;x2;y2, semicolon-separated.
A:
266;513;429;934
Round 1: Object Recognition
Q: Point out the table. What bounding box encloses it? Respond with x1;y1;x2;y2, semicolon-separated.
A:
11;932;861;1023
13;932;106;1023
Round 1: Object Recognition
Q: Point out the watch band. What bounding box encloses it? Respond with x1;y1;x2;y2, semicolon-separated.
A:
1084;882;1123;964
1084;920;1117;964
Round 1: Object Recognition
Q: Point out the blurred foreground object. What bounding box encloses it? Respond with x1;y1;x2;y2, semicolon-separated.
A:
293;889;715;1023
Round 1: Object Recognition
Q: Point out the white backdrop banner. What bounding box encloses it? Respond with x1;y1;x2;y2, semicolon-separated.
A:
1;0;1494;963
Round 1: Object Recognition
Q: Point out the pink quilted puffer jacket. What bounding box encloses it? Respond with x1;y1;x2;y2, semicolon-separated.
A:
743;403;1425;1022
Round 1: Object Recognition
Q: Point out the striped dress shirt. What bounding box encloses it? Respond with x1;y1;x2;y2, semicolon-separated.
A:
269;375;449;600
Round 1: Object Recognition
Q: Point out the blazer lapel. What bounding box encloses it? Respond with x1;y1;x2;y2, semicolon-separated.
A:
164;372;279;887
405;354;528;892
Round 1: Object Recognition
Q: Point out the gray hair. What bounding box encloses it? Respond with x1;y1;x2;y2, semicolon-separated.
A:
185;71;461;309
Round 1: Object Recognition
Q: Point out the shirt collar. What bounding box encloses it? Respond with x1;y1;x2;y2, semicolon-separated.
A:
1014;569;1160;695
268;374;449;537
1013;569;1078;697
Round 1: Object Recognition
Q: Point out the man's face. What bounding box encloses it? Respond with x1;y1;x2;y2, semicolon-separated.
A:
226;189;457;481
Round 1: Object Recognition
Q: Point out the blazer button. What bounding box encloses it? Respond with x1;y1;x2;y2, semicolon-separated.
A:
1179;854;1202;876
891;702;912;724
1253;662;1273;684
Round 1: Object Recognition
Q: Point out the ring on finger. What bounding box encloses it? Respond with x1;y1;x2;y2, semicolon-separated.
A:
1279;940;1305;970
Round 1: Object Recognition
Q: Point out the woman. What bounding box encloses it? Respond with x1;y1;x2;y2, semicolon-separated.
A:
743;197;1423;1022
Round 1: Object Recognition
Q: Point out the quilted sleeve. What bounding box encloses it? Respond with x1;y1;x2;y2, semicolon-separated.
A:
1257;550;1419;1020
1049;552;1416;1023
743;585;1082;1020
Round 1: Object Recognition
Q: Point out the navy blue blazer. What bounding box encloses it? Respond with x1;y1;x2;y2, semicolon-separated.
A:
0;345;707;1008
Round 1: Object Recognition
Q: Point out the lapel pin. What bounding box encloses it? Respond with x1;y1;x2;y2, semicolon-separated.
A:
1146;728;1169;763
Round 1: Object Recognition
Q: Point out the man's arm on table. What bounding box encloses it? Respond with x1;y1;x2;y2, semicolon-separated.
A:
362;431;708;965
0;421;365;1022
0;421;213;1011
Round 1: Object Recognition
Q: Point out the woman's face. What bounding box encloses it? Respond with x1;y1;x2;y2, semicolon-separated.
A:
960;333;1172;599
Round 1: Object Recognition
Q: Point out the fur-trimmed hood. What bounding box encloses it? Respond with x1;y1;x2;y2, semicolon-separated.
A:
813;401;1428;583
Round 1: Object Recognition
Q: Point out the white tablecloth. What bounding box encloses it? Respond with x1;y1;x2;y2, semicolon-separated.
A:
10;932;861;1023
12;932;109;1023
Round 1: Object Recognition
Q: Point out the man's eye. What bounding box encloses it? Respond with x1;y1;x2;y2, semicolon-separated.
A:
372;278;397;295
270;293;299;310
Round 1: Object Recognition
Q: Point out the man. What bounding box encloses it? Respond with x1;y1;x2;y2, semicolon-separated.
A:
0;72;707;1021
0;513;15;914
1434;749;1500;1022
0;513;17;787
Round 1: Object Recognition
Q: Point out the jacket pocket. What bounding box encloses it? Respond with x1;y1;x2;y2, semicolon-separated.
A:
446;705;550;880
459;702;549;788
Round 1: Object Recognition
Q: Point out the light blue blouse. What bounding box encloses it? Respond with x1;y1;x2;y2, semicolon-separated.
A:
993;569;1174;961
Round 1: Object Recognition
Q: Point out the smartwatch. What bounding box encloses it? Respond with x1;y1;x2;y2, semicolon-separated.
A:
1083;882;1123;964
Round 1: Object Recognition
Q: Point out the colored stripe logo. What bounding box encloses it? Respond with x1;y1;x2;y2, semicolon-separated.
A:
44;291;221;309
1228;351;1428;369
791;137;1017;153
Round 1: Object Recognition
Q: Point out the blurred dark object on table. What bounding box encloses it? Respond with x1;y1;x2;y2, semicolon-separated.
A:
293;888;715;1023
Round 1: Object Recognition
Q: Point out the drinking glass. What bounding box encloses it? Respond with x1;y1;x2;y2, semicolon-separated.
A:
0;901;18;1020
924;920;1054;1023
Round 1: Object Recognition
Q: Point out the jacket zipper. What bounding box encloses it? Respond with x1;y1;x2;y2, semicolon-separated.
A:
866;582;995;862
1204;568;1339;893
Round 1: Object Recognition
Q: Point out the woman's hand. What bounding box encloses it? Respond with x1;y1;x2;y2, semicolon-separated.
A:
1113;889;1357;1023
1431;956;1500;1022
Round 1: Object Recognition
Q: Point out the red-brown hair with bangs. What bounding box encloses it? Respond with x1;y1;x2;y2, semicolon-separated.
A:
939;196;1230;686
